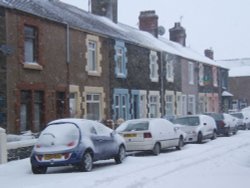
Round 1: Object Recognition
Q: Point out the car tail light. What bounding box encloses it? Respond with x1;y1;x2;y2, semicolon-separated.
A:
63;153;71;160
218;120;225;127
36;155;43;161
67;141;75;147
143;132;152;138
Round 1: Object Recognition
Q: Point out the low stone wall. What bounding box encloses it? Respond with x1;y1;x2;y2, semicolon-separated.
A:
8;146;34;161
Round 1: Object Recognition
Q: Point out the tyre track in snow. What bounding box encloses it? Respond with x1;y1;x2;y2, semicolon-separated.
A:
90;133;250;188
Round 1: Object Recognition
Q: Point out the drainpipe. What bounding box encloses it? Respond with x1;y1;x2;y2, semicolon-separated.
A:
160;51;164;116
65;23;70;116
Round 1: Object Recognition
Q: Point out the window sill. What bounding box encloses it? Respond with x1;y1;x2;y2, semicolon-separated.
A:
88;71;101;77
23;62;43;70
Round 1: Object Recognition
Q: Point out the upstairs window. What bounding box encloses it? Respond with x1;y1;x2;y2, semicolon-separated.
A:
150;51;159;82
115;41;127;78
88;40;97;72
199;64;204;86
188;62;194;85
213;66;218;87
24;25;37;63
166;54;174;82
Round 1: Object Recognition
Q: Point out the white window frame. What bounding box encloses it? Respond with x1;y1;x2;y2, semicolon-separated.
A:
165;95;174;115
87;40;97;72
139;91;147;118
182;95;187;115
188;95;196;114
188;62;194;85
149;95;158;118
150;51;159;82
166;58;174;82
176;93;182;116
213;66;218;87
86;93;101;121
199;63;204;86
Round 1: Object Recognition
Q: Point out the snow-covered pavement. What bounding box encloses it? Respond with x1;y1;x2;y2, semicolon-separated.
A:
1;131;250;188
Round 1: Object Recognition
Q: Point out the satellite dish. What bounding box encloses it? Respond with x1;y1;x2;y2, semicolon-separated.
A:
158;26;166;36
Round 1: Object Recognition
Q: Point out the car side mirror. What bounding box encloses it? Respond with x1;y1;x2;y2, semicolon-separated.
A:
110;131;115;137
203;123;207;126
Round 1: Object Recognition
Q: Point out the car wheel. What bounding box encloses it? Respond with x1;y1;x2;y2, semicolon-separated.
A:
79;151;93;172
152;143;161;155
31;165;47;174
197;132;203;144
114;145;126;164
176;136;184;150
211;130;217;140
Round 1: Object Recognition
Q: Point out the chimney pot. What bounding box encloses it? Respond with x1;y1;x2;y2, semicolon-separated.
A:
169;22;186;46
139;10;159;38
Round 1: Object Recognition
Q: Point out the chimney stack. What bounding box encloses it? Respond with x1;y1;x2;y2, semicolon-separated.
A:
204;49;214;60
91;0;118;23
169;22;186;46
139;10;159;38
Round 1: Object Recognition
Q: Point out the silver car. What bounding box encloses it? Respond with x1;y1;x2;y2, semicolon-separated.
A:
116;118;185;155
30;119;126;174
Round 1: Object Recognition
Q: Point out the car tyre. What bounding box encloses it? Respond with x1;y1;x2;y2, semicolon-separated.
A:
176;136;184;150
197;132;203;144
152;143;161;155
31;165;47;174
211;130;217;140
115;145;126;164
79;151;93;172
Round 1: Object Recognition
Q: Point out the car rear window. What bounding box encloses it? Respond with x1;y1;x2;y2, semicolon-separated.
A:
38;123;80;147
230;113;243;119
206;113;224;120
118;121;149;132
174;117;200;126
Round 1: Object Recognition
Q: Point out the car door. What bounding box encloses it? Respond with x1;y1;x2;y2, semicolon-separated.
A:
151;119;168;149
92;122;117;159
202;116;213;136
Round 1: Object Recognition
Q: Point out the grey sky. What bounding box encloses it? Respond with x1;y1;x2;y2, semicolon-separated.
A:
60;0;250;60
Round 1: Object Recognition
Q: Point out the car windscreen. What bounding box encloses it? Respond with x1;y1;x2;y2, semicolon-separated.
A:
174;117;200;126
37;123;80;147
117;121;149;132
230;113;243;119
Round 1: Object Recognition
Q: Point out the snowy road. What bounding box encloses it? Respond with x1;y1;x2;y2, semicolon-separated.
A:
1;131;250;188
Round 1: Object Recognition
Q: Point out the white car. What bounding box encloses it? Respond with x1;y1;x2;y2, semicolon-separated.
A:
173;115;217;143
116;118;185;155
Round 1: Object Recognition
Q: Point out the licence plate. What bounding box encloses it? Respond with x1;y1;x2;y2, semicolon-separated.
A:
44;154;62;160
124;133;137;138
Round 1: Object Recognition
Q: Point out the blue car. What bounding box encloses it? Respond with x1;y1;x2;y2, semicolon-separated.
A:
30;119;126;174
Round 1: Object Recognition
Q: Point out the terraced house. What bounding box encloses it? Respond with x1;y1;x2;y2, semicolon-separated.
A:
0;0;230;134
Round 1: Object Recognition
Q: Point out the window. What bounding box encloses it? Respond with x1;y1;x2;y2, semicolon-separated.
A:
166;59;174;82
149;95;158;118
188;95;196;114
86;94;101;121
115;41;127;78
213;66;218;87
88;40;97;72
34;91;44;132
140;94;147;118
199;64;204;86
69;93;77;117
188;62;194;85
166;95;174;115
199;96;205;113
20;90;44;133
24;25;37;63
150;51;159;82
176;94;182;116
182;95;187;115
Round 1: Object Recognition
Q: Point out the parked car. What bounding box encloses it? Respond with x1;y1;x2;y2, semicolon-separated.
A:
173;115;217;143
116;118;185;155
205;113;238;136
230;112;246;130
30;119;126;174
241;111;250;130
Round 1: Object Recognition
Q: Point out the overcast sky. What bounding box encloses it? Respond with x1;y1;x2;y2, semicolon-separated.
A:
60;0;250;60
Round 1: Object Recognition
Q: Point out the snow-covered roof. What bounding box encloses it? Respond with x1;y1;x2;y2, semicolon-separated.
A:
0;0;226;68
217;58;250;77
